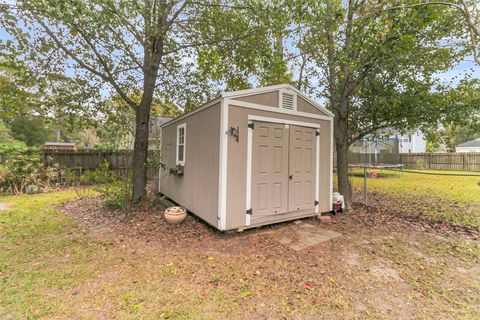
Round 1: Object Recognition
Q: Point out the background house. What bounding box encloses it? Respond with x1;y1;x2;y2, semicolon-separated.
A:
456;138;480;152
397;130;426;153
351;128;426;154
43;142;76;151
124;116;173;150
148;116;173;149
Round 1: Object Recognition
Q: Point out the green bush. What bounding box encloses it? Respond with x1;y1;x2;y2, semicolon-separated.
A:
63;169;79;185
99;180;131;210
80;161;117;185
0;147;131;207
78;161;131;210
0;145;64;194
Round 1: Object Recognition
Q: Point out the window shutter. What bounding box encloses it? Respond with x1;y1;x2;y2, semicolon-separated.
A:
281;92;294;110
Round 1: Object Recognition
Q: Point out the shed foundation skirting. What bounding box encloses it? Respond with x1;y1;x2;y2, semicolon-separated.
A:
247;209;319;229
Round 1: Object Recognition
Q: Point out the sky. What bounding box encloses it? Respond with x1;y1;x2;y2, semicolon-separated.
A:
435;58;480;86
1;19;479;102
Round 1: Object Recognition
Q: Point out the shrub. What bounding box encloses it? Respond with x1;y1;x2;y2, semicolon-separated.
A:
0;146;64;194
80;161;117;185
96;180;131;210
78;161;131;210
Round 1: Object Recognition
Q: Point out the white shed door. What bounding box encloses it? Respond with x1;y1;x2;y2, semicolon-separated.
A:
288;125;317;212
251;122;289;216
250;121;316;216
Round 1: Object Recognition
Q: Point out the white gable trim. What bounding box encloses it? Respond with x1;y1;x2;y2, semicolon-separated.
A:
223;84;334;118
227;99;332;122
160;84;333;131
222;84;288;98
159;97;222;128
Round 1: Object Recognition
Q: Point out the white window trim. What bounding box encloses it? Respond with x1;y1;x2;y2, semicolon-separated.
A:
278;88;297;111
176;123;186;166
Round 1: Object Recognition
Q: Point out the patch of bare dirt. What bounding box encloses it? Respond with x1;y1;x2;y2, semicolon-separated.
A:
0;202;12;211
60;196;292;256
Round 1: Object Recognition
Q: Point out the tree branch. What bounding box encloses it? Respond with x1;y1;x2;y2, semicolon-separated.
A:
35;18;137;108
383;1;479;65
163;30;258;55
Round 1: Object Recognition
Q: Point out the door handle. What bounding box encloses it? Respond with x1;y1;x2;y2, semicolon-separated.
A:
289;175;292;180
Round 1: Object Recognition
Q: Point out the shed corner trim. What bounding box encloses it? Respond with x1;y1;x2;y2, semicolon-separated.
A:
217;98;228;230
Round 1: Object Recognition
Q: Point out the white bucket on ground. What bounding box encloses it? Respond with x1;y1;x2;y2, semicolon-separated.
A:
332;192;345;210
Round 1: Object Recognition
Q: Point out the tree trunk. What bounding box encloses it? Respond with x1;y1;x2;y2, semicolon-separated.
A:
131;103;150;202
55;111;62;142
334;99;352;208
131;84;154;202
325;0;353;207
336;139;351;209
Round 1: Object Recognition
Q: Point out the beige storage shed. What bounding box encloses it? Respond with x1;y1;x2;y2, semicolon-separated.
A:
159;84;334;231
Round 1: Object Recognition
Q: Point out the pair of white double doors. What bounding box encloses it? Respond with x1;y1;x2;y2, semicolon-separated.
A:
250;121;317;217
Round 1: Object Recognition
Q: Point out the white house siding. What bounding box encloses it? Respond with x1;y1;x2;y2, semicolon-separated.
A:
456;147;480;153
397;130;426;153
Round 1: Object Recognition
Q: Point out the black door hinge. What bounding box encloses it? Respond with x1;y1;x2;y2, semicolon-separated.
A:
316;130;320;136
248;122;254;129
314;200;319;206
246;208;252;215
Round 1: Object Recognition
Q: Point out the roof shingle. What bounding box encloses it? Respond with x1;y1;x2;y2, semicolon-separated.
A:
457;138;480;148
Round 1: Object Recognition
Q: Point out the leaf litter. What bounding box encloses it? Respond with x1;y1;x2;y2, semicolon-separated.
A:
57;195;480;319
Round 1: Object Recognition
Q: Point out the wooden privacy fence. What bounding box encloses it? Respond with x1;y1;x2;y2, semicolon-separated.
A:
347;152;480;171
1;150;160;180
43;150;133;177
400;153;480;171
3;149;480;173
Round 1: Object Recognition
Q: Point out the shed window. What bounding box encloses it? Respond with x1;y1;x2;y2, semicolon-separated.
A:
176;123;186;165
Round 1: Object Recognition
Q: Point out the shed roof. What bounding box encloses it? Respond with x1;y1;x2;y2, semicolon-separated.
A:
457;138;480;148
150;116;174;127
44;142;76;146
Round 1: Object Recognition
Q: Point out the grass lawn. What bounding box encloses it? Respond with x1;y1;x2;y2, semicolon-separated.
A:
1;190;479;319
348;169;480;228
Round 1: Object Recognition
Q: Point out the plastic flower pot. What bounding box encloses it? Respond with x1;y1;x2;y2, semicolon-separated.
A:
164;206;187;224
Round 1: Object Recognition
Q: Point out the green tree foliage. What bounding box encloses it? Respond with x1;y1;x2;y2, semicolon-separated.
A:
0;120;16;144
304;0;467;205
1;1;258;202
0;54;39;117
386;0;479;65
7;117;55;146
198;0;470;205
197;1;297;89
97;90;182;149
1;52;101;147
426;79;480;151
